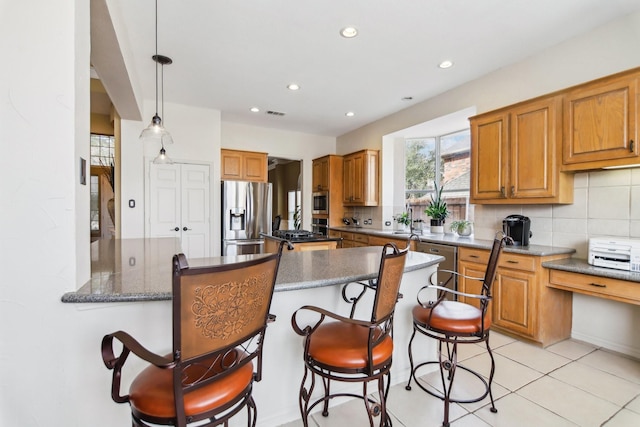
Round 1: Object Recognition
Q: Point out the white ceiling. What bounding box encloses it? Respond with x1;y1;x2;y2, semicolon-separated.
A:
99;0;640;137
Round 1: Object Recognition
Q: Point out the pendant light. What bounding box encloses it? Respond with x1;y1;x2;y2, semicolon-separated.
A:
153;145;173;164
140;0;173;145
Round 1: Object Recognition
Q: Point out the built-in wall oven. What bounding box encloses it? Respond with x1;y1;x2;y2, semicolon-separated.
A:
312;191;329;215
311;217;328;236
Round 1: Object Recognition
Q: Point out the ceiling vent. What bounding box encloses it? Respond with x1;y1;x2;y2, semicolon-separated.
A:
266;110;286;117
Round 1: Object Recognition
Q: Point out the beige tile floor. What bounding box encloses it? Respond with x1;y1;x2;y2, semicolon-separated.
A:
278;332;640;427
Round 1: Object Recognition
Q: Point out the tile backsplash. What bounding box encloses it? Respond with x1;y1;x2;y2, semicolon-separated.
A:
473;168;640;258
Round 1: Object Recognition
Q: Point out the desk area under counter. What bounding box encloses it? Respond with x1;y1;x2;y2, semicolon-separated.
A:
543;258;640;305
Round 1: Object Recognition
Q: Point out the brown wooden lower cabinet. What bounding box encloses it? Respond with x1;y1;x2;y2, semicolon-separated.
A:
458;247;573;347
329;230;414;250
264;238;337;253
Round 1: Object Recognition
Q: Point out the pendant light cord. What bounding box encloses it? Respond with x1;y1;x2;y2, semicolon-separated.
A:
154;0;159;116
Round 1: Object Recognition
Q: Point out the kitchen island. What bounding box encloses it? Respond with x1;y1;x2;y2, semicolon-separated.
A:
61;238;443;426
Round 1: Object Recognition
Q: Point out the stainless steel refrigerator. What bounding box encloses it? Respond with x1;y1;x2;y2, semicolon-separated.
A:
222;181;272;256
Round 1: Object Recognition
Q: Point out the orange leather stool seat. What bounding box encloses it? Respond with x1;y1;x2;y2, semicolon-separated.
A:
412;301;491;335
307;322;393;370
129;351;254;419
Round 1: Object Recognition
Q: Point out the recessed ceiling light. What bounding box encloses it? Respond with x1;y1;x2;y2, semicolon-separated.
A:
345;111;355;117
287;83;300;91
250;107;260;113
438;60;454;69
340;26;358;38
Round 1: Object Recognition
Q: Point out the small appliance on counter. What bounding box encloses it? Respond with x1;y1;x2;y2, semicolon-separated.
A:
502;214;532;246
588;237;640;272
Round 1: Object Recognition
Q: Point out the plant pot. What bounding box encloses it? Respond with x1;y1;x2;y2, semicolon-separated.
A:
457;223;473;237
430;219;444;234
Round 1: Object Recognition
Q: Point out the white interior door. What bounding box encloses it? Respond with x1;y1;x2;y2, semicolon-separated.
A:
149;163;210;258
180;164;210;258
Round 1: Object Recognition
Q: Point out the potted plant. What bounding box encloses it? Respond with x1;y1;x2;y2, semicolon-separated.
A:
450;220;473;237
424;182;450;233
395;212;411;231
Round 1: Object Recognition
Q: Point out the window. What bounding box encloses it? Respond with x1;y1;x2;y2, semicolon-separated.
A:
405;129;471;223
90;134;114;166
90;134;115;240
287;190;301;230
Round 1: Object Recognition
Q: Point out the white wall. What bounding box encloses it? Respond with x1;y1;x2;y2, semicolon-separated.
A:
1;0;91;425
120;100;222;255
337;11;640;358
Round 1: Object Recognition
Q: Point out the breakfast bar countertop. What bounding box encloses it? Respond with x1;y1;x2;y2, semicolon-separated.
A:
61;238;443;303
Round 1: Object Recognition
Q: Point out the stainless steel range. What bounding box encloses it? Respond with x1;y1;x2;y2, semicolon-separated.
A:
272;229;319;241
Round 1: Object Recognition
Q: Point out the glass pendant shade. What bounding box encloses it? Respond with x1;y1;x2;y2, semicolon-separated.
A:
140;114;174;145
153;146;173;164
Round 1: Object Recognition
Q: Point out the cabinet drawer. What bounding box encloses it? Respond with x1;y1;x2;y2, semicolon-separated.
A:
498;253;536;272
549;269;640;305
341;232;354;241
328;230;341;239
353;233;369;244
459;247;489;264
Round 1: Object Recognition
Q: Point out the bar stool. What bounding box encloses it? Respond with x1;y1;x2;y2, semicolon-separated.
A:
291;243;409;427
405;233;509;427
101;244;284;427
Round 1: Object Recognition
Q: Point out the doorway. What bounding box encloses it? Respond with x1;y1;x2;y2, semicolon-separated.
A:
268;157;301;231
148;162;211;258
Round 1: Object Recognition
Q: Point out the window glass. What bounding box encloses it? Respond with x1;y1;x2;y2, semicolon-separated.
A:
405;129;471;224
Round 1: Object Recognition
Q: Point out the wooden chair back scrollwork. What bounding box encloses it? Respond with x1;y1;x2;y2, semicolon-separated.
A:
101;244;284;427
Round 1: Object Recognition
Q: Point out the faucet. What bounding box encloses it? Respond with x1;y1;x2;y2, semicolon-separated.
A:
406;204;413;232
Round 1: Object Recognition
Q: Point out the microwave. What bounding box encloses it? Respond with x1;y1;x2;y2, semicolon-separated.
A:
312;191;329;215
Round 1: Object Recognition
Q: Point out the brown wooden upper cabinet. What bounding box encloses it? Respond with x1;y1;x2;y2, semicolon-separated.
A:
312;156;330;191
562;72;639;170
221;149;268;182
470;96;573;204
342;149;379;206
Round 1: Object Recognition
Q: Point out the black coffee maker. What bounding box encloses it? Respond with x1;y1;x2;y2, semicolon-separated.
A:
502;215;532;246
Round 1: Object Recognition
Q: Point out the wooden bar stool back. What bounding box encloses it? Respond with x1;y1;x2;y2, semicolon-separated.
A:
405;232;510;427
101;245;283;427
291;242;409;427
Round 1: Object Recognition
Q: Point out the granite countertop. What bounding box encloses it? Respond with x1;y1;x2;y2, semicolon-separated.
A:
62;239;443;303
330;226;576;257
542;258;640;283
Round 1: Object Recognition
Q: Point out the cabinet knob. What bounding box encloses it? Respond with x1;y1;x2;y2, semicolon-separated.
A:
183;227;191;231
630;140;635;152
500;187;505;197
173;227;180;231
510;186;515;197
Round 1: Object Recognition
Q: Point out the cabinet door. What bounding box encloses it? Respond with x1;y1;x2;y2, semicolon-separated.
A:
343;150;378;206
493;268;535;337
470;112;509;201
312;157;329;191
510;97;561;199
563;74;638;168
343;155;355;204
221;150;243;180
457;260;487;310
243;152;267;182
